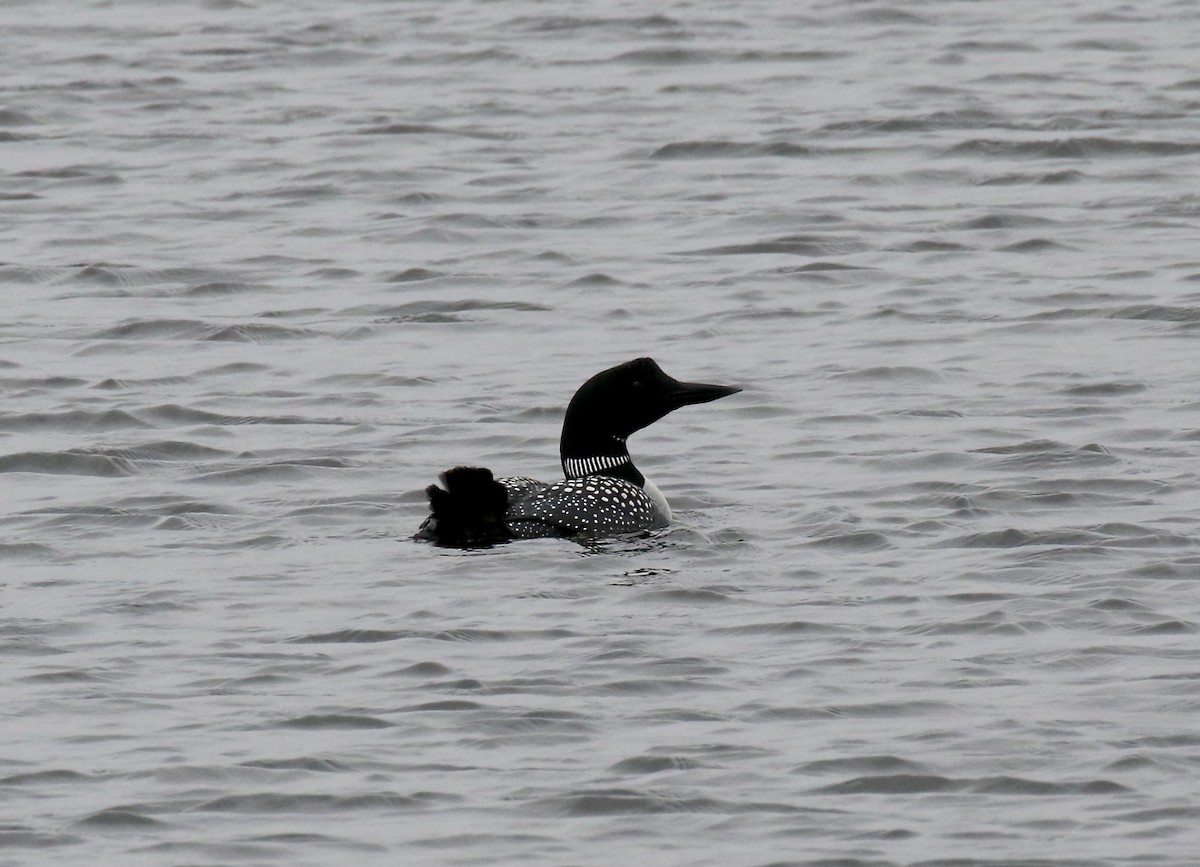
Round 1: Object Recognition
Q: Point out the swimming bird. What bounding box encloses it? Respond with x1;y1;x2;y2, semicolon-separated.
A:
415;357;740;546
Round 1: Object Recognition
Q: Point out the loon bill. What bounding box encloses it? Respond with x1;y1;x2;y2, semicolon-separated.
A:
415;357;741;547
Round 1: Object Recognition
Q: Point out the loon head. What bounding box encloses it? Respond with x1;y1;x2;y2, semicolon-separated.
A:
559;358;741;469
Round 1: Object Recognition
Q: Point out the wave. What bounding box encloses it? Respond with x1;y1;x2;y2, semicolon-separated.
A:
820;109;1004;134
349;299;550;323
745;700;954;721
288;629;411;643
0;408;150;433
385;267;443;282
608;755;702;774
945;137;1200;158
524;787;802;817
0;375;89;390
1108;304;1200;323
798;755;928;774
999;238;1074;252
706;620;845;636
971;440;1120;469
195;791;448;811
944;526;1197;550
682;234;867;256
0;451;134;477
1;768;93;785
628;587;732;604
133;404;326;426
356;122;507;140
274;714;393;730
91;318;320;341
191;458;351;484
650;140;812;159
240;757;356;773
813;774;1128;795
0;542;58;559
505;14;683;33
0;403;333;432
182;281;269;296
76;808;166;828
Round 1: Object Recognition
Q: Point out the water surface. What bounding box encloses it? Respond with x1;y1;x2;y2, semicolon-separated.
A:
3;1;1200;864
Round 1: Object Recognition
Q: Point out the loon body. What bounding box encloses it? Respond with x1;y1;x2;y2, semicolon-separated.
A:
415;357;740;546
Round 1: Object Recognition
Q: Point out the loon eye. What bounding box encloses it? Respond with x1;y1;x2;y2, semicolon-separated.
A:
631;380;643;389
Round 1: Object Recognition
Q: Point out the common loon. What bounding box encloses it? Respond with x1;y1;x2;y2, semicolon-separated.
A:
415;357;740;546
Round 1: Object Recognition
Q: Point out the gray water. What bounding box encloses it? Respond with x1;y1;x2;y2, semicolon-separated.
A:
4;1;1200;864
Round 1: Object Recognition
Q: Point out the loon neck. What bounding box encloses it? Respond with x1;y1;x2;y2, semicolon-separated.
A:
561;452;664;517
561;449;645;487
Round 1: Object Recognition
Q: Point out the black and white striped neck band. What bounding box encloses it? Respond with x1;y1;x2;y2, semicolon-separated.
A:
563;455;629;479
